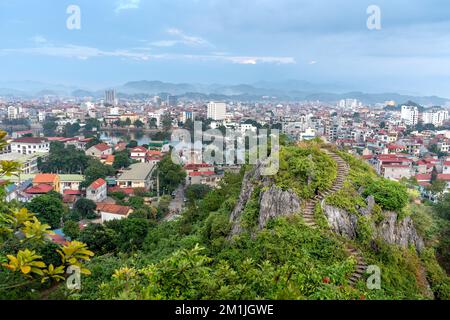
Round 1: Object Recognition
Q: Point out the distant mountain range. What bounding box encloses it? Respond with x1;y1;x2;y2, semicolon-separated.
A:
1;80;449;106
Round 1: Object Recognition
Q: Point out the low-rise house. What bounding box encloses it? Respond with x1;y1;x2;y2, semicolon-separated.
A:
59;175;84;194
85;143;113;158
131;146;148;163
87;178;107;203
96;203;132;223
0;152;45;174
116;162;155;190
32;174;60;193
11;137;49;155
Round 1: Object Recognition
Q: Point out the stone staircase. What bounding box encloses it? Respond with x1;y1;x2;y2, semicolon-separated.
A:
302;149;349;228
302;149;368;287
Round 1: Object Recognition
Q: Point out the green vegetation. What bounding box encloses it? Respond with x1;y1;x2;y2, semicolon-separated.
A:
275;144;337;199
39;141;90;174
156;155;187;195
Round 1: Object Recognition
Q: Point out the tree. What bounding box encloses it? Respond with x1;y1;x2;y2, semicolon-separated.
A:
42;117;58;137
113;150;131;169
186;184;211;202
26;194;66;229
126;140;138;148
156;155;186;194
63;220;80;240
134;119;144;128
39;141;90;174
73;198;97;219
363;179;408;212
106;218;151;252
63;122;81;138
149;118;158;129
426;180;447;196
83;159;115;187
85;137;102;150
162;113;173;132
435;193;450;220
78;224;117;255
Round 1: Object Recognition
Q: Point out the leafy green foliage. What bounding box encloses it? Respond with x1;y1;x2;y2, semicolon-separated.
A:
363;179;408;212
156;155;186;194
275;145;337;199
26;193;66;229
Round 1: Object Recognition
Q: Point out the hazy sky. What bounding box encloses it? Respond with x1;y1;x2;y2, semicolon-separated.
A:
0;0;449;97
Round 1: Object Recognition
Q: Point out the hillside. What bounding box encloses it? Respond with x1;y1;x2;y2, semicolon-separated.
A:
41;139;446;301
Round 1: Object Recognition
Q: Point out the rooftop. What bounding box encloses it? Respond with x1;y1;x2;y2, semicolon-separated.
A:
117;162;155;181
96;203;131;216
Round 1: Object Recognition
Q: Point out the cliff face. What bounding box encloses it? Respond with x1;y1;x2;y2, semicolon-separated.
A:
322;196;425;252
229;164;302;236
258;185;301;230
229;162;424;253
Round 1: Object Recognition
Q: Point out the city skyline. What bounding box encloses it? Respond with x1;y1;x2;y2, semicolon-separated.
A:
0;0;450;97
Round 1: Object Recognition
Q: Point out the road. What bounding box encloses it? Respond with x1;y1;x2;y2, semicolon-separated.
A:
165;185;185;221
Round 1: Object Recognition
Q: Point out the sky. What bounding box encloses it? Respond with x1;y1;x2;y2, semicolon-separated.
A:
0;0;449;97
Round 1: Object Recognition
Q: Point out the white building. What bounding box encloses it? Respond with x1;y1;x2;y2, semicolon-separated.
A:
401;105;419;126
422;109;448;127
207;102;227;121
181;111;195;123
8;106;19;120
11;137;50;155
86;178;107;203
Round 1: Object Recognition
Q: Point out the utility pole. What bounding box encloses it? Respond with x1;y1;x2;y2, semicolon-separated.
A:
156;169;160;204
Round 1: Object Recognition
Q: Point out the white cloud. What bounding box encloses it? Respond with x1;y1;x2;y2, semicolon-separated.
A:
150;28;213;48
309;60;318;65
0;43;295;65
31;35;47;44
115;0;140;13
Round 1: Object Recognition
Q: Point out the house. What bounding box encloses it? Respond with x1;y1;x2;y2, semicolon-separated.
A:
85;143;113;158
32;174;60;193
146;150;163;165
25;184;54;196
96;203;132;223
0;152;45;174
86;178;107;203
130;146;148;163
443;161;450;174
11;137;49;155
103;154;115;166
59;175;84;194
116;162;156;190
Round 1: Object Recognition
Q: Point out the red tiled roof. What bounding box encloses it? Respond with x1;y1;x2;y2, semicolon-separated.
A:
184;163;214;170
63;195;77;203
90;178;106;190
444;161;450;166
33;174;58;184
63;189;83;195
189;171;215;177
147;150;162;156
13;137;47;144
48;234;68;245
415;174;432;181
437;174;450;181
131;146;147;153
105;155;115;163
93;143;111;152
108;186;135;195
25;184;54;194
96;203;131;216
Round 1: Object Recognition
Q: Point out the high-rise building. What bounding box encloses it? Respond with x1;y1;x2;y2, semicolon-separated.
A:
207;102;227;121
105;89;117;106
167;95;178;107
422;109;448;127
401;105;419;126
7;106;18;119
182;111;195;123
